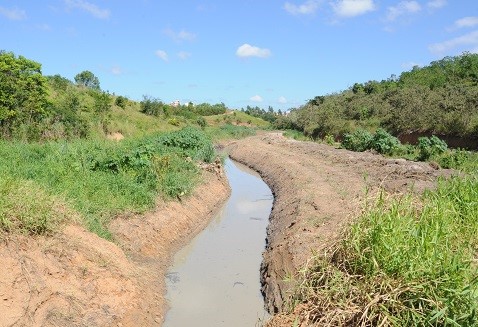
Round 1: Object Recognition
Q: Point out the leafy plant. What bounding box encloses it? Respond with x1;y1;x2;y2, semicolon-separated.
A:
369;128;400;155
417;135;448;160
341;129;373;152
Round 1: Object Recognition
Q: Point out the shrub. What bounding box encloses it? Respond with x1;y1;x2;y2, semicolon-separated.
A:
196;116;207;128
369;128;400;155
417;135;448;160
342;129;373;152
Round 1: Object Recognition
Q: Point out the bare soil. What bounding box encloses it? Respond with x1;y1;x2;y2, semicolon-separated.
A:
226;132;453;325
1;133;453;327
0;164;229;327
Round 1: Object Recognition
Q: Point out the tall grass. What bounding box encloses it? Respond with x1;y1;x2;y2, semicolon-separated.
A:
0;127;215;238
293;175;478;326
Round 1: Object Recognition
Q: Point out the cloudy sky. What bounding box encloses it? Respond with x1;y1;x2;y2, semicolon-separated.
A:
1;0;477;109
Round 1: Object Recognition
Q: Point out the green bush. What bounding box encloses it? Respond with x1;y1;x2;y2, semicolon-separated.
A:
341;129;373;152
417;135;448;160
369;128;400;155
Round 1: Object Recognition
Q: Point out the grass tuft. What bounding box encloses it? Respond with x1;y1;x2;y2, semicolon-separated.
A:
291;176;478;326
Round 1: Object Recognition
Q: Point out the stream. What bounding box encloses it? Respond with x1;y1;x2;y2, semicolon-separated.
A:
163;159;273;326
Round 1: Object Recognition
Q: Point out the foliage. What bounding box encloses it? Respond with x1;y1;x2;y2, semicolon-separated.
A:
193;102;227;116
293;176;478;326
0;51;49;137
417;135;448;160
196;116;207;128
0;127;216;238
341;129;373;152
115;95;128;109
369;128;400;155
242;105;279;123
74;70;100;90
277;52;478;142
205;124;257;141
0;177;74;235
140;95;165;116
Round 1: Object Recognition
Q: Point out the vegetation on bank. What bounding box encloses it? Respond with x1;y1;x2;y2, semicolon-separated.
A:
0;50;265;238
292;173;478;326
275;52;478;142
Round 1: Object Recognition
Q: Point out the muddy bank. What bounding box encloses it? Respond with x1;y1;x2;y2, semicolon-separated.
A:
226;132;452;322
0;166;229;327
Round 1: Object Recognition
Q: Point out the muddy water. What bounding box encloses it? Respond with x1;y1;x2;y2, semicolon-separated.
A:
163;159;273;326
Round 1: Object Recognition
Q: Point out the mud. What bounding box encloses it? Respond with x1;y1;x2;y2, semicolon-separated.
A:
0;166;229;327
226;132;453;323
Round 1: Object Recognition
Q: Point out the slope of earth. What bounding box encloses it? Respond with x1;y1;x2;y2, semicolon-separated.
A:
226;132;453;323
0;165;229;327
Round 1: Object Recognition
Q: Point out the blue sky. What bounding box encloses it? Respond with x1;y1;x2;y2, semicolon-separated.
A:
1;0;477;110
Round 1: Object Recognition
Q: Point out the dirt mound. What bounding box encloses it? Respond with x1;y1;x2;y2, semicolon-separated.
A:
0;167;229;327
226;132;452;320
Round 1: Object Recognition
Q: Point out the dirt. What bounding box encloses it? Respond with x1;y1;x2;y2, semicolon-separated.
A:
1;132;453;327
225;132;453;324
0;163;229;327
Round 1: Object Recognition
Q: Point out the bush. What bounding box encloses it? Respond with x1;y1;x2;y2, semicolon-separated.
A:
417;135;448;160
196;116;207;128
369;128;400;155
342;129;373;152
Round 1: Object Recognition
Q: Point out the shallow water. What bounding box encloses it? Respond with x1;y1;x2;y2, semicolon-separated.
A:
163;159;273;327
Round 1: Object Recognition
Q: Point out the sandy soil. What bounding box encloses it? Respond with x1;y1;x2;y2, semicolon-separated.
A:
226;132;453;324
0;162;229;327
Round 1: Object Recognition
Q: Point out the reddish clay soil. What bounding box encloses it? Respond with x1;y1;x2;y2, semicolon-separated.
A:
0;163;229;327
1;133;452;327
226;132;453;325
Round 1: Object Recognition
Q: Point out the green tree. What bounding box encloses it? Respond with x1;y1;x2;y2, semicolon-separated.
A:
0;51;48;135
74;70;100;90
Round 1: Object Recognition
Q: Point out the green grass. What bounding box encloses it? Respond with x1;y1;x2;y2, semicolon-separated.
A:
205;123;257;141
0;127;215;238
293;174;478;326
0;177;76;235
204;111;270;128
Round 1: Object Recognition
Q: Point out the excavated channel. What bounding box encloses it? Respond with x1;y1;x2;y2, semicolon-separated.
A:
163;159;273;326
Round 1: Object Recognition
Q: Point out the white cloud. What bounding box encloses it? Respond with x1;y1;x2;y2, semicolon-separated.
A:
278;96;288;104
236;44;271;58
332;0;375;18
37;23;52;31
110;66;122;75
178;51;191;60
455;17;478;29
284;0;321;15
65;0;110;19
250;95;263;102
155;50;169;62
163;28;196;42
427;0;446;9
429;30;478;54
386;1;421;21
0;6;26;20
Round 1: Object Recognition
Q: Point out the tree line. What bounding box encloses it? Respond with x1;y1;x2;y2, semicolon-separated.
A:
275;52;478;143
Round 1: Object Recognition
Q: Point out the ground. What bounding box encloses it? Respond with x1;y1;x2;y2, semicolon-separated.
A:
0;132;451;326
0;164;229;327
226;132;452;325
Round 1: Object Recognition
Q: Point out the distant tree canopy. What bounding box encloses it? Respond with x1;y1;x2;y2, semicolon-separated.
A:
74;70;100;90
276;52;478;140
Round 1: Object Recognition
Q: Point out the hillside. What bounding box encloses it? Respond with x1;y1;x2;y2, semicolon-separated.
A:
277;52;478;146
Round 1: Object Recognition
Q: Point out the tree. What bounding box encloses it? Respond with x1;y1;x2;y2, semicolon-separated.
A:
0;51;48;133
74;70;100;90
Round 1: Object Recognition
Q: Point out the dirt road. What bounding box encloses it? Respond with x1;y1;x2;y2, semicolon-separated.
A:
226;132;451;324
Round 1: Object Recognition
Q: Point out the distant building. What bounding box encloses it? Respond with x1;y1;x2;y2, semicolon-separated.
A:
171;100;180;107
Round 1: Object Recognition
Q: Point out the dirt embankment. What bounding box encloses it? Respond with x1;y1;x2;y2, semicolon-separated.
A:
226;132;452;322
0;164;229;327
